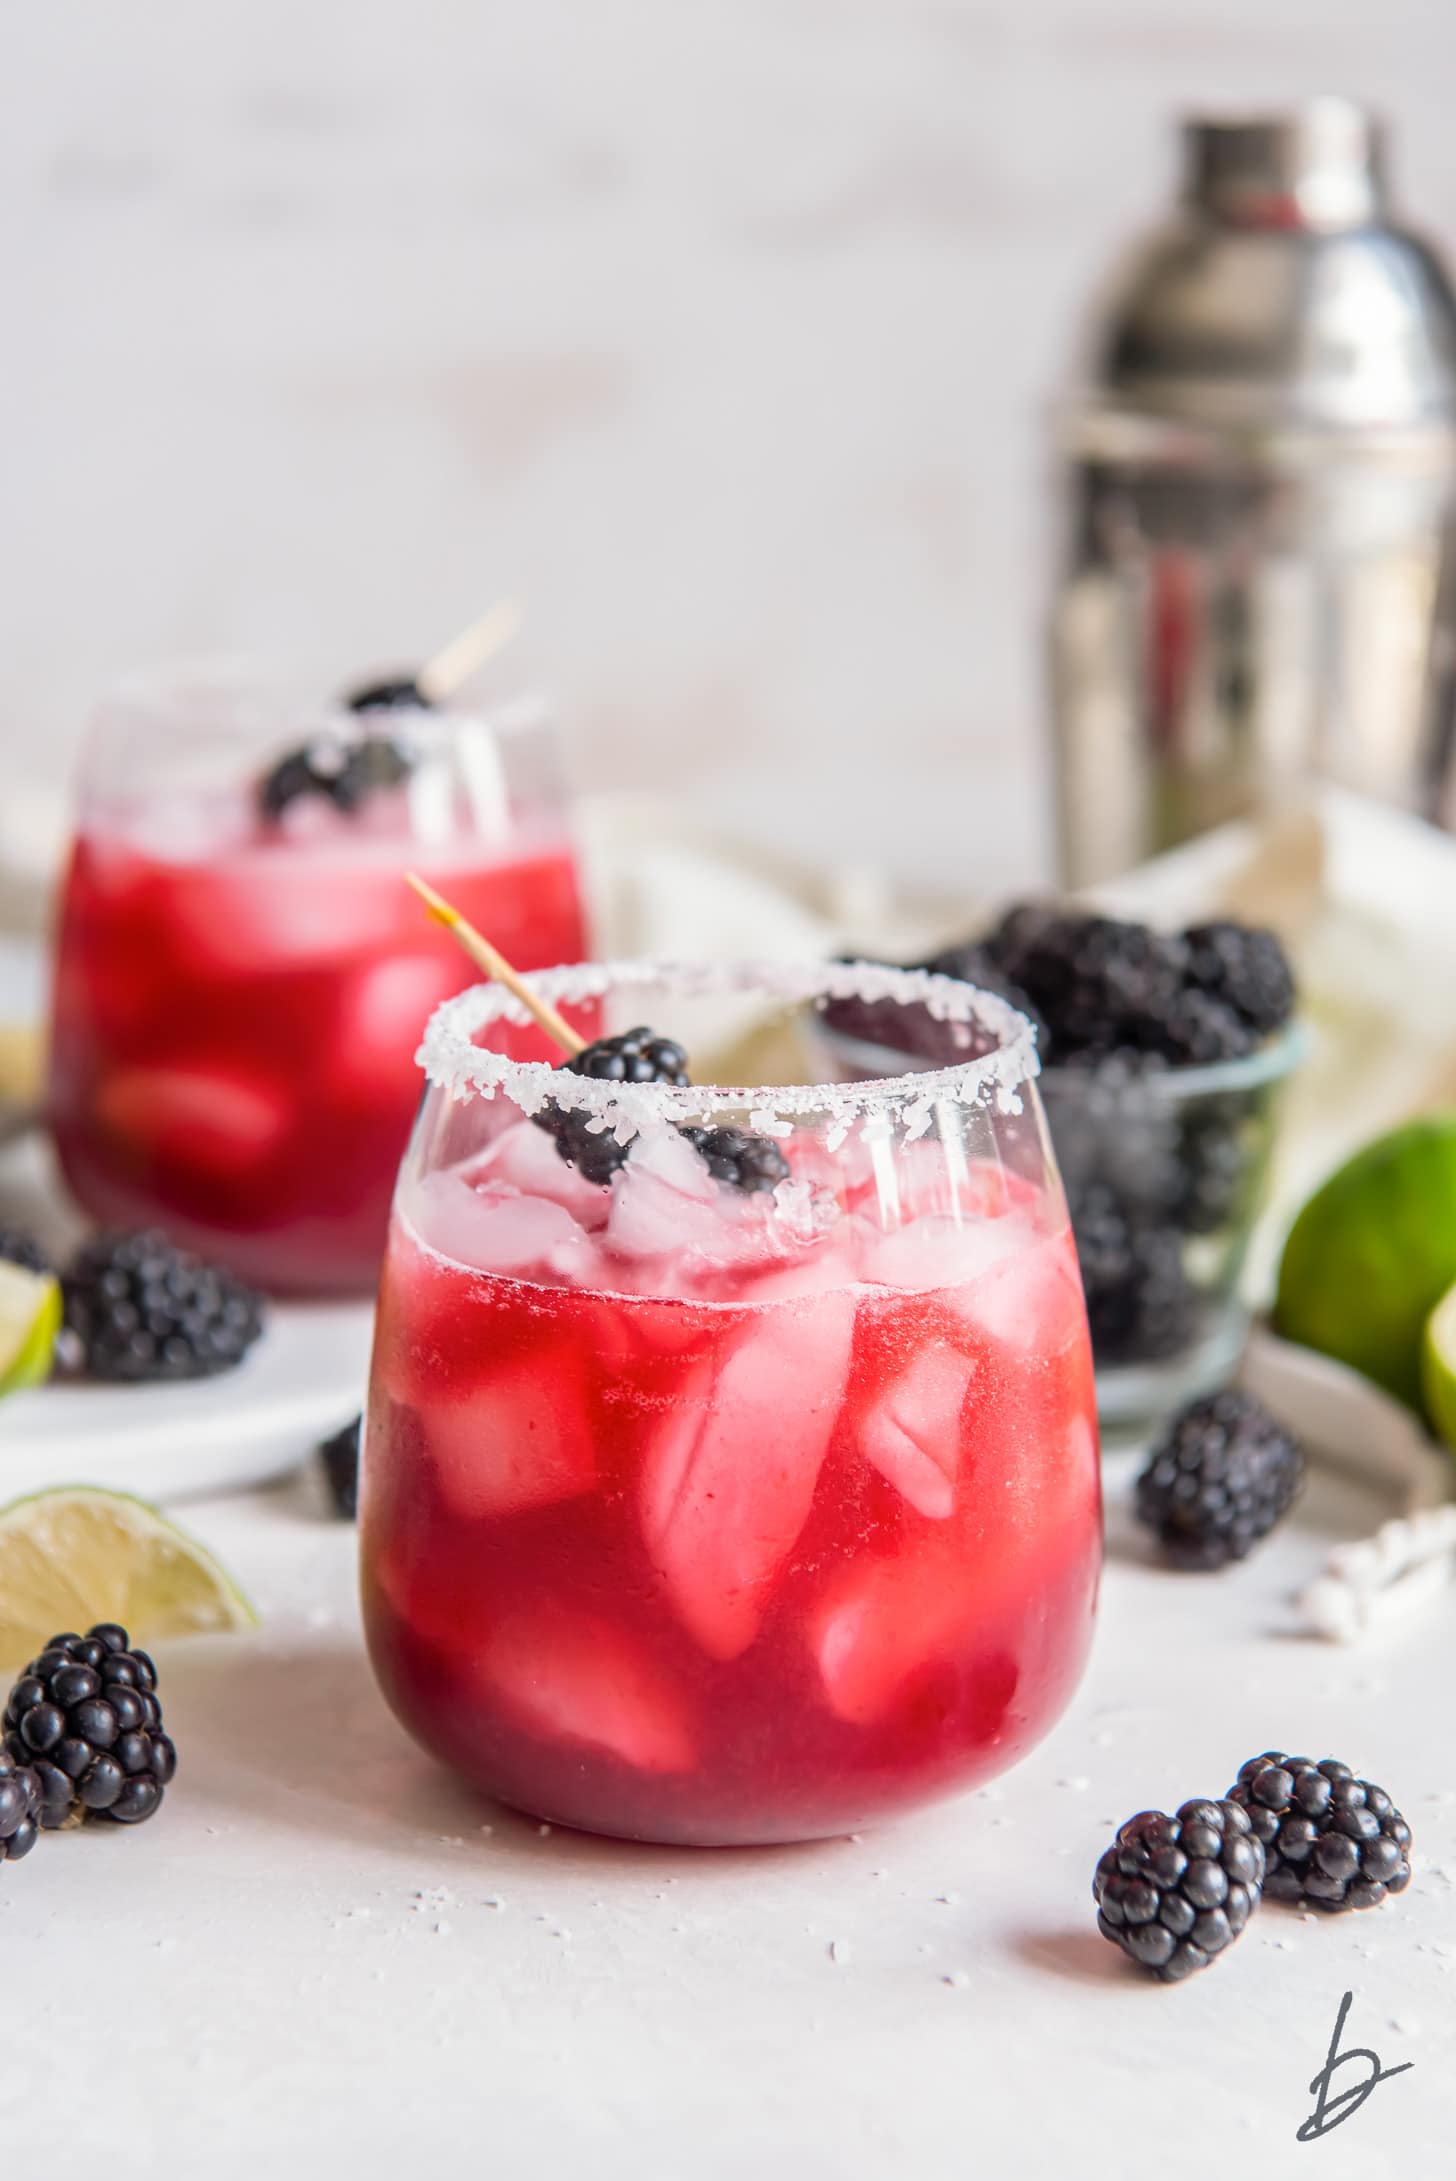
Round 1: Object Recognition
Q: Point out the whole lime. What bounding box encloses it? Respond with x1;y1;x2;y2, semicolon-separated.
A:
1274;1113;1456;1414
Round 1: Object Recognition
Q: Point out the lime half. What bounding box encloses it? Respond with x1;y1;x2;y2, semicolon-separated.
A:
1422;1280;1456;1457
1274;1114;1456;1413
0;1487;256;1668
0;1259;61;1395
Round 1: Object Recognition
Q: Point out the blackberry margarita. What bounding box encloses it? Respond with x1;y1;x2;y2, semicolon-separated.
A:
49;670;588;1293
362;960;1101;1845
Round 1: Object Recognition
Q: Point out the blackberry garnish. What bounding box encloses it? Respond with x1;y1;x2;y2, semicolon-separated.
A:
259;732;413;820
1094;1798;1265;1981
1184;922;1296;1036
3;1623;176;1829
319;1415;361;1520
345;675;429;714
1228;1754;1412;1911
64;1230;264;1383
0;1749;40;1866
534;1027;691;1185
1135;1390;1304;1569
1070;1184;1196;1364
678;1126;789;1195
0;1225;52;1276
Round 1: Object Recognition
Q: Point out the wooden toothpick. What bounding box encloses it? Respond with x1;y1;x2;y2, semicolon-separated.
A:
417;598;525;705
406;873;585;1056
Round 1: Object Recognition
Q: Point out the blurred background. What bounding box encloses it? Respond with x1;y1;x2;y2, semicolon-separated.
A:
10;0;1456;902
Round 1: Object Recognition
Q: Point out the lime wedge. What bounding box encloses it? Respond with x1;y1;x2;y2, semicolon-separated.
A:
1274;1114;1456;1414
0;1259;61;1396
0;1487;257;1668
1422;1280;1456;1456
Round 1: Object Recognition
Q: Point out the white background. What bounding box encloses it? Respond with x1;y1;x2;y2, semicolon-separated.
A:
8;2;1456;896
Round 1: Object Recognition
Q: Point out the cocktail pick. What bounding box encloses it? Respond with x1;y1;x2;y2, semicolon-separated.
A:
405;873;585;1057
416;599;525;705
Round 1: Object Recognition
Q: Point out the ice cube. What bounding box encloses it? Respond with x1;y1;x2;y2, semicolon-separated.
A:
480;1604;696;1773
165;855;404;974
858;1212;1032;1293
605;1164;733;1264
409;1171;591;1277
335;953;466;1102
628;1123;717;1200
813;1542;973;1725
638;1287;855;1659
860;1340;975;1519
95;1064;289;1173
424;1348;596;1519
471;1120;612;1227
945;1226;1086;1357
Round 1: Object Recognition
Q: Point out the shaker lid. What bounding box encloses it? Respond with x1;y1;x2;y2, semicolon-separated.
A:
1182;98;1385;230
1071;96;1456;433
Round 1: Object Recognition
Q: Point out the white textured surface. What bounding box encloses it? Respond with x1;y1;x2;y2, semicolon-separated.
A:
3;1459;1453;2175
8;5;1456;898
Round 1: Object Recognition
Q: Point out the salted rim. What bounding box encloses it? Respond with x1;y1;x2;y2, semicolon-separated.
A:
95;659;552;746
415;957;1040;1141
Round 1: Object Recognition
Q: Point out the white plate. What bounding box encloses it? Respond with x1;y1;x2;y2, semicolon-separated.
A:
0;1300;375;1504
0;1124;375;1504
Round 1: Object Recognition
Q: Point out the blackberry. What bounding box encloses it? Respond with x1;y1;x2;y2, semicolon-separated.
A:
1228;1754;1412;1911
1183;921;1295;1035
1139;989;1255;1067
345;674;429;713
678;1126;789;1195
921;943;1046;1056
982;902;1289;1068
64;1230;264;1383
319;1415;361;1519
1176;1097;1255;1234
1094;1798;1265;1980
1135;1390;1304;1569
0;1225;52;1276
1070;1184;1196;1364
0;1749;40;1866
820;947;1044;1066
982;911;1189;1066
3;1623;175;1828
259;732;413;820
534;1027;691;1185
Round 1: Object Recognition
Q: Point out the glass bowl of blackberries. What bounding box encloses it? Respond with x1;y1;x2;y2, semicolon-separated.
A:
815;905;1304;1434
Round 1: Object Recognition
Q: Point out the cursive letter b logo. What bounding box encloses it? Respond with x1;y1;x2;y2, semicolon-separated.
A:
1297;1991;1412;2143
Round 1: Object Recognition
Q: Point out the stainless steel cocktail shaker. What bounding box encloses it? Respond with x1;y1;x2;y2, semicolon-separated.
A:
1051;98;1456;887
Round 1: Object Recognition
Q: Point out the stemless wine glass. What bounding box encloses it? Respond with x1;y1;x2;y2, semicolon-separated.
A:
48;664;590;1295
361;959;1102;1847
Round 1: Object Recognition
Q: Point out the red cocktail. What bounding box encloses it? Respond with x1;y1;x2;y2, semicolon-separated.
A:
49;671;588;1293
362;960;1101;1845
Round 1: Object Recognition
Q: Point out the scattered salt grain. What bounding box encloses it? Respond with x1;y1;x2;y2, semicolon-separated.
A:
439;1836;465;1847
538;1824;553;1837
934;1893;959;1906
484;1897;505;1910
942;1972;969;1990
1058;1776;1090;1793
434;1922;452;1938
829;1940;850;1965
